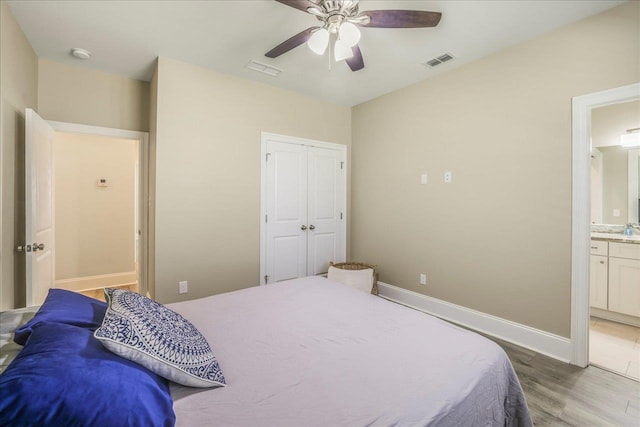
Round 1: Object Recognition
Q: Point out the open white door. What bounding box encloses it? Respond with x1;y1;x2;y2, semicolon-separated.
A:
25;108;55;306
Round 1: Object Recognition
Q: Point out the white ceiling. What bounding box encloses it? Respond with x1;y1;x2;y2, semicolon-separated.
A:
8;0;625;106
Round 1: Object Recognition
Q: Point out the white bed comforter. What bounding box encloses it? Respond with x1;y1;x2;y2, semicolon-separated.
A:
168;276;532;427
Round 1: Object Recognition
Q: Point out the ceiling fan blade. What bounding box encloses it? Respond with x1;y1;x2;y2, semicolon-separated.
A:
360;10;442;28
346;45;364;72
274;0;318;13
265;27;320;58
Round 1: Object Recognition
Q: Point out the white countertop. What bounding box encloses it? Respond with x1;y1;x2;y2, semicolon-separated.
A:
591;232;640;243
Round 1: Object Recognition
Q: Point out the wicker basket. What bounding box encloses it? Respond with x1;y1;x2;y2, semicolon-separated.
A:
329;262;379;296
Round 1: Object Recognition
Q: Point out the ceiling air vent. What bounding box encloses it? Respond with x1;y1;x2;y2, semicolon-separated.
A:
422;52;455;68
247;60;283;77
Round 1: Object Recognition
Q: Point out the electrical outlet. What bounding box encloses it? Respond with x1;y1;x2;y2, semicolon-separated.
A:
179;281;188;294
613;209;621;217
420;274;427;285
444;171;452;183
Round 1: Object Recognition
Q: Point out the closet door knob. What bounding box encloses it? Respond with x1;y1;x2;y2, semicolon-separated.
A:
309;225;315;230
301;225;307;231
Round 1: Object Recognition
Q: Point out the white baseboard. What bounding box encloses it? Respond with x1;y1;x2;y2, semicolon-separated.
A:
591;307;640;327
378;282;572;363
55;271;137;292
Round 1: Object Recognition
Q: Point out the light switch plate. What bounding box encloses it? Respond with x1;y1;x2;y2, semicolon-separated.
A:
420;174;428;185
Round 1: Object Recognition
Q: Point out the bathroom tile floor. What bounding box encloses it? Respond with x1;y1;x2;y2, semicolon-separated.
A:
589;316;640;381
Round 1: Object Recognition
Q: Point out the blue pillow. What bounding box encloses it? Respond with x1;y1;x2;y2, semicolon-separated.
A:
0;322;175;426
14;288;107;345
95;289;225;388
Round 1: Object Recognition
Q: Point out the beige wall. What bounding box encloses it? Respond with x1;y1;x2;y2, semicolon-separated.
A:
154;57;351;303
0;1;38;310
38;60;150;132
54;132;137;280
350;2;640;338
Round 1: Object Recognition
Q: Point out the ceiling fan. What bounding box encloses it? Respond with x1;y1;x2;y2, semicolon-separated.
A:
265;0;442;72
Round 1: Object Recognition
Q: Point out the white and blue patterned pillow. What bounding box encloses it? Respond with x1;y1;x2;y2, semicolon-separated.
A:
94;289;225;388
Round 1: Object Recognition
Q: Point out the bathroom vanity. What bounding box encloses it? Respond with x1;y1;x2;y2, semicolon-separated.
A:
590;233;640;326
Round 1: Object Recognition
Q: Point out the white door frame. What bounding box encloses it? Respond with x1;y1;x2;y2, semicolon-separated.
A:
570;82;640;367
47;121;150;297
259;132;347;285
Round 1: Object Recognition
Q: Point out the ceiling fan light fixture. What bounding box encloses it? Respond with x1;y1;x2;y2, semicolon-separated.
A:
268;1;442;72
339;22;361;47
308;28;329;55
334;39;353;61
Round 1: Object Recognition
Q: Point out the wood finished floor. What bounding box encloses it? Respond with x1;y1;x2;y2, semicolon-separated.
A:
491;336;640;426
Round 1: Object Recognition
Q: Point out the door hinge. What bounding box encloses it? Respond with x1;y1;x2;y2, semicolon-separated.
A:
265;214;268;223
264;275;270;284
266;153;271;162
340;212;343;220
340;161;344;169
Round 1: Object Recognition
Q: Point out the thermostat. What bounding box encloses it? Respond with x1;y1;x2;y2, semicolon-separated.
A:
97;178;108;188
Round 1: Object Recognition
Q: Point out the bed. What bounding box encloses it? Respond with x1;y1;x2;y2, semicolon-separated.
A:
1;276;532;426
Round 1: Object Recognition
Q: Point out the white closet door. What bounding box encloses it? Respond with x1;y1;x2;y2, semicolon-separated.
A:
307;147;345;275
265;141;308;283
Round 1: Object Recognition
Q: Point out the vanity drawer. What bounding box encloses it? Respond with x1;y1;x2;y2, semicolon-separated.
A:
609;242;640;260
590;240;608;256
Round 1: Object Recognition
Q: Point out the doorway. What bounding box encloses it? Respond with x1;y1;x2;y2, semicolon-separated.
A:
48;121;149;301
587;101;640;380
570;82;640;369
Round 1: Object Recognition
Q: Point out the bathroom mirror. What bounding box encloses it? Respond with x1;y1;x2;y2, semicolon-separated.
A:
591;100;640;225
